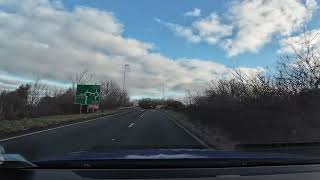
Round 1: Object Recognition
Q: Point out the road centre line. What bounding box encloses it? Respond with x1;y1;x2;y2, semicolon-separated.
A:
128;123;135;128
139;113;144;118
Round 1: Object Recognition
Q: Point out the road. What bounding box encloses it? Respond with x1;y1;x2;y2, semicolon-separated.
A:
0;108;205;161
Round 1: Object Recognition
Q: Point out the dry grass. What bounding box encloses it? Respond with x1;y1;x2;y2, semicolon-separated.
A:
0;110;119;137
165;108;320;150
164;110;236;150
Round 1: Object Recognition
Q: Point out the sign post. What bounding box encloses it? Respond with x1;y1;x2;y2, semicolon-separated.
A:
75;85;101;113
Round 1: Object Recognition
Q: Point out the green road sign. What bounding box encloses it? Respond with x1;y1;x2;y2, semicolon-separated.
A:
75;85;101;105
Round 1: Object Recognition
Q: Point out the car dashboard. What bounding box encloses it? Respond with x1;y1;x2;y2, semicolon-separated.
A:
2;164;320;180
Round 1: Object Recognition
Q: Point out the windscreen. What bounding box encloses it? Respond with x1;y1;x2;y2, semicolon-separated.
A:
0;0;320;163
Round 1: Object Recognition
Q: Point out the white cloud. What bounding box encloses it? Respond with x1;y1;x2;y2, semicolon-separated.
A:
224;0;318;56
278;29;320;54
184;8;201;17
193;13;233;44
155;18;201;43
155;13;232;45
0;71;27;91
0;0;260;98
158;0;318;57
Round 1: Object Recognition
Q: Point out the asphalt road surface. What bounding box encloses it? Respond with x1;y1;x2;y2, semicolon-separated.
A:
0;108;204;161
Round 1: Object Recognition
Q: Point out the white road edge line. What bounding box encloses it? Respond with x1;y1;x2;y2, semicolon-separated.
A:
0;110;135;143
128;123;135;128
160;111;212;149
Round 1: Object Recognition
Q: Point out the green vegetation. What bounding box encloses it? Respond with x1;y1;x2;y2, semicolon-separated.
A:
0;71;130;137
0;110;119;138
164;110;235;150
0;76;129;121
138;98;184;109
177;34;320;148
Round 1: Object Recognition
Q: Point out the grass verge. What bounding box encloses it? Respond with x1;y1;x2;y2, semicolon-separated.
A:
163;110;236;150
165;108;320;151
0;109;122;139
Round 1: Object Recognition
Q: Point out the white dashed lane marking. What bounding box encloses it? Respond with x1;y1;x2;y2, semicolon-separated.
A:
139;113;144;118
128;123;135;128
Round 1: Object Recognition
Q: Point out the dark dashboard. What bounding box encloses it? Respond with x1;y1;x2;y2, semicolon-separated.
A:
3;164;320;180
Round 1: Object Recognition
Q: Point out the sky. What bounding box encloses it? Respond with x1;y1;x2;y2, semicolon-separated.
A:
0;0;319;99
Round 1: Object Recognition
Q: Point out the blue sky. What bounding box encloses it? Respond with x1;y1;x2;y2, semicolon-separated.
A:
63;0;262;67
0;0;319;98
62;0;320;68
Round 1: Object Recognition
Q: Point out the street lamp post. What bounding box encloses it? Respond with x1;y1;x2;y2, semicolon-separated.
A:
122;64;129;106
123;64;129;92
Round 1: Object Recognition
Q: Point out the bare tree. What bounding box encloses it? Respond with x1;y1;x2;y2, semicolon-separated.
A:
71;67;93;92
28;78;48;106
276;29;320;93
100;80;110;98
100;80;129;109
